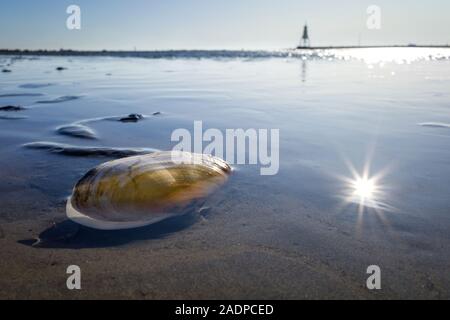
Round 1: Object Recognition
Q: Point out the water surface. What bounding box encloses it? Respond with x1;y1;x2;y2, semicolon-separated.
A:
1;48;450;299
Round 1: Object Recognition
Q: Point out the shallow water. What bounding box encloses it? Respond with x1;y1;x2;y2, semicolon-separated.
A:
1;48;450;299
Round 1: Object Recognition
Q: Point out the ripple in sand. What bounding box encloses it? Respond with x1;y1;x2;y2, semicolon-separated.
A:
19;83;54;89
56;124;98;139
54;112;160;140
77;112;161;125
0;93;44;98
36;95;82;104
90;114;149;123
0;115;28;120
419;122;450;129
23;141;158;157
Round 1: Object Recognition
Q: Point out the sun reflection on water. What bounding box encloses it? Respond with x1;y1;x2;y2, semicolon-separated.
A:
333;150;396;233
330;47;450;66
294;47;450;65
345;169;384;212
352;176;376;200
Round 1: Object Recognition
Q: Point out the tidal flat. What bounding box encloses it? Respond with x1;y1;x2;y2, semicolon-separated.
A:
1;49;450;299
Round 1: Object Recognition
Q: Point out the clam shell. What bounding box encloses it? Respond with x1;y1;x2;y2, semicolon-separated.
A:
67;151;231;230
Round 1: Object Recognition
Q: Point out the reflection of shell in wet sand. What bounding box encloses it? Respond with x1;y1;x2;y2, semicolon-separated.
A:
67;151;231;230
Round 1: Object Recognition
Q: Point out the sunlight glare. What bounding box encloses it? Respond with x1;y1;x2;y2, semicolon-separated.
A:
352;177;376;200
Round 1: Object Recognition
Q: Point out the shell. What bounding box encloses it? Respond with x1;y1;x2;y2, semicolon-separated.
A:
66;151;231;230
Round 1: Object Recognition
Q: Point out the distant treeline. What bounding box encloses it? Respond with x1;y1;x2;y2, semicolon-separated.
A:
0;49;290;59
0;49;302;59
0;49;176;57
0;47;449;59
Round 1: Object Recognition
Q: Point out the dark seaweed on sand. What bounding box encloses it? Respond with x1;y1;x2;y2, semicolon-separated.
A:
119;113;144;122
0;105;25;111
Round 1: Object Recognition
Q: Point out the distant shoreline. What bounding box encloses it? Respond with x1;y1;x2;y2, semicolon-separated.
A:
0;47;449;61
0;46;449;58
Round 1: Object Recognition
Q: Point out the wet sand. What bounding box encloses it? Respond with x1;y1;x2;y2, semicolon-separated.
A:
1;181;449;299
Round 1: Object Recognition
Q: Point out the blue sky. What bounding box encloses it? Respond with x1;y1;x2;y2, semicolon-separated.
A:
0;0;449;50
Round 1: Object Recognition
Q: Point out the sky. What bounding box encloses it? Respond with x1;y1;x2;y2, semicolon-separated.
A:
0;0;449;50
